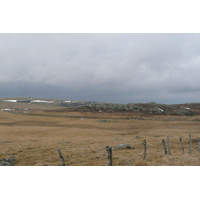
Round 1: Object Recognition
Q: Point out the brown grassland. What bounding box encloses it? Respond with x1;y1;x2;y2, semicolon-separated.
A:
0;99;200;166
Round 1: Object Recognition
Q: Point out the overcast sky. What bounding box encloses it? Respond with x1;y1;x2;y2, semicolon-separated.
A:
1;33;200;104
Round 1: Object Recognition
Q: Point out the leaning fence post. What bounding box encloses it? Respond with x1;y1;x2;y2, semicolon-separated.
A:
105;146;112;166
167;135;171;155
189;133;192;154
179;137;185;153
198;139;200;153
142;140;147;159
57;148;65;166
162;139;167;155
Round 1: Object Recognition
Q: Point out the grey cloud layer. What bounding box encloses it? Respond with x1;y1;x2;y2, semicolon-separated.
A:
1;33;200;103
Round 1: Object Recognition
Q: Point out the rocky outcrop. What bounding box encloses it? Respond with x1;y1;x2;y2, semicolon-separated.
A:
60;101;97;107
0;155;15;166
79;102;199;116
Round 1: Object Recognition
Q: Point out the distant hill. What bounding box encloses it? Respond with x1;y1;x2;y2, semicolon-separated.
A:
1;97;200;116
0;97;97;110
77;102;200;116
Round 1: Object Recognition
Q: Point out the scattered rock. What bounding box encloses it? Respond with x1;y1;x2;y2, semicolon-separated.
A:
60;141;71;144
131;118;144;120
2;141;11;144
99;120;110;123
135;136;141;139
115;144;131;149
0;155;15;166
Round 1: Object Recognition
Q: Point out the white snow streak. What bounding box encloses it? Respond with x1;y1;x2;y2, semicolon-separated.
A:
1;108;14;111
2;100;17;102
31;100;54;103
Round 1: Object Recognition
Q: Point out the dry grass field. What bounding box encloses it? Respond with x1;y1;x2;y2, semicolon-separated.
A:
0;99;200;166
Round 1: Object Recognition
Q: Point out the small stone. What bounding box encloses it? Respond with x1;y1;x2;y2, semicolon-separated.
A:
61;141;71;143
135;136;141;139
99;120;109;123
115;144;131;149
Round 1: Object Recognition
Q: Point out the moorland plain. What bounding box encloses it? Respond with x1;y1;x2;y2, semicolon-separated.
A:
0;98;200;166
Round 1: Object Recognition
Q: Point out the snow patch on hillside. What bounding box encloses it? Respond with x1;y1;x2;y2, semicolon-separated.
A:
1;108;14;111
31;100;54;103
2;100;17;102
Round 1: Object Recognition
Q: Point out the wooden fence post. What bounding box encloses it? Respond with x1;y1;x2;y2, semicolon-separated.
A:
198;139;200;153
57;148;65;166
179;137;185;153
142;140;147;159
167;135;171;155
162;139;167;155
105;146;112;166
189;133;192;154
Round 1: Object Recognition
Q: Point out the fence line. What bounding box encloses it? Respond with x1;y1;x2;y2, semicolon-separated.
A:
179;137;185;153
103;134;199;166
57;148;66;166
189;133;192;154
2;134;199;166
54;134;199;166
105;146;112;166
142;140;147;159
198;139;200;153
162;139;167;155
167;135;171;155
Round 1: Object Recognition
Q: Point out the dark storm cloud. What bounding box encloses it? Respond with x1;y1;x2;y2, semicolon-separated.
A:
1;33;200;103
